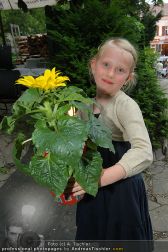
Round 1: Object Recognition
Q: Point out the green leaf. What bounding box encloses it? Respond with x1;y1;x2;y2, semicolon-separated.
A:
29;153;70;196
57;86;93;104
12;88;41;115
16;88;41;106
56;104;72;119
74;150;102;196
32;116;89;166
0;116;16;134
88;115;115;152
61;92;93;104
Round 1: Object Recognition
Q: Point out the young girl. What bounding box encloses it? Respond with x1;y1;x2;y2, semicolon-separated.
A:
70;38;153;242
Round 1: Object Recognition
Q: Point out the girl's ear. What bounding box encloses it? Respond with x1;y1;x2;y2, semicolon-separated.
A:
127;72;134;81
90;58;96;74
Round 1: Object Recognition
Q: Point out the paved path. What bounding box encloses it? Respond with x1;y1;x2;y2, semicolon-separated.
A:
159;77;168;96
144;160;168;240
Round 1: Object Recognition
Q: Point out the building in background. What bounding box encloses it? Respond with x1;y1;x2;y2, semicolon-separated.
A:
150;3;168;56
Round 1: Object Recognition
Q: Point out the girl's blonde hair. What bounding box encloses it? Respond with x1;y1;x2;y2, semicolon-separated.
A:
89;37;138;91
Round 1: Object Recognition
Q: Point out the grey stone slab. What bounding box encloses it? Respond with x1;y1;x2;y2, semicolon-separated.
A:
150;161;166;175
150;205;168;232
0;173;11;181
0;168;16;186
0;159;4;167
152;167;168;195
156;195;168;205
152;166;168;195
148;199;160;211
0;181;5;188
0;145;14;165
0;131;16;165
155;167;168;178
153;178;168;195
153;149;165;161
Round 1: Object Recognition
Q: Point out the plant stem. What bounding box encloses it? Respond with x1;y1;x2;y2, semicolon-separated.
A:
22;138;32;145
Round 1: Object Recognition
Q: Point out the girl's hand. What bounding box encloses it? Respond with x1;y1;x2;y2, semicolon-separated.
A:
64;178;85;199
71;181;86;197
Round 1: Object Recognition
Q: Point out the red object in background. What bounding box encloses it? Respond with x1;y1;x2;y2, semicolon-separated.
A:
50;191;81;205
43;151;48;158
83;143;87;155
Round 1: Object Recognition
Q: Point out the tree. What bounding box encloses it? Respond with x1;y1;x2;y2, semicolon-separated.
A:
1;8;46;35
110;0;163;46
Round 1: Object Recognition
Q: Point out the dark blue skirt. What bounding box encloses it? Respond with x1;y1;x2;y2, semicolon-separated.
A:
76;141;153;243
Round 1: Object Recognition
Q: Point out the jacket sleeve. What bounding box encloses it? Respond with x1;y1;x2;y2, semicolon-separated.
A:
115;98;153;177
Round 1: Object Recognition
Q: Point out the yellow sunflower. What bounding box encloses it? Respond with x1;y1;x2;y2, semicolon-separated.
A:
16;68;69;90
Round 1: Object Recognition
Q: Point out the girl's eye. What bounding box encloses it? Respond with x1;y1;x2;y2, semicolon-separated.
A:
117;68;125;73
103;62;109;68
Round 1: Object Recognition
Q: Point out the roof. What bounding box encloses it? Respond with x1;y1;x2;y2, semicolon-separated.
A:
151;3;168;16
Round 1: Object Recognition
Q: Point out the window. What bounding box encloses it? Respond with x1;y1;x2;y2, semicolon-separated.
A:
162;26;168;35
156;25;159;36
165;26;168;35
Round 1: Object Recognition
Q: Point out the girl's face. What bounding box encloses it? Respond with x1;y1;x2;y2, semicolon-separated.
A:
91;45;133;96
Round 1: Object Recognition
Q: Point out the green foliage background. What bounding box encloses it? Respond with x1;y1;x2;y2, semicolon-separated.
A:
46;0;168;149
132;48;168;148
1;8;46;35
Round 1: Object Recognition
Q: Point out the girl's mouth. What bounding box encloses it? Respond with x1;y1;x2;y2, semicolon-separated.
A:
102;79;112;85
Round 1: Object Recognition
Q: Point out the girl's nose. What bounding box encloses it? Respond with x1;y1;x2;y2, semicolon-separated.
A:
108;68;115;78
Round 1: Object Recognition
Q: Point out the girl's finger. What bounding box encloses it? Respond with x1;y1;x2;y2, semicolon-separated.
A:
71;185;83;193
73;190;85;197
74;181;80;187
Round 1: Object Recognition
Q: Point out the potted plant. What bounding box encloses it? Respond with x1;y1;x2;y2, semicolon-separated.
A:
0;68;114;204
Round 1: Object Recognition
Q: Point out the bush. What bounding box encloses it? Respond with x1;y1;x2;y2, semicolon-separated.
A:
131;48;168;149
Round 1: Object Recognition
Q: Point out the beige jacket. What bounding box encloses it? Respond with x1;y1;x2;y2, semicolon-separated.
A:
99;90;153;177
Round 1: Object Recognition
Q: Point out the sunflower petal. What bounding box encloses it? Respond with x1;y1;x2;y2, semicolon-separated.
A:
15;68;69;90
